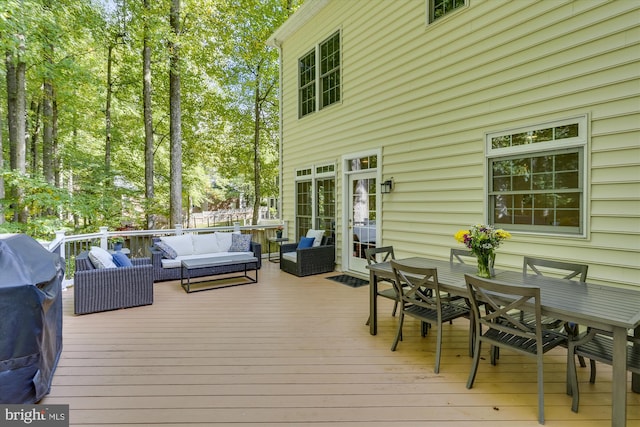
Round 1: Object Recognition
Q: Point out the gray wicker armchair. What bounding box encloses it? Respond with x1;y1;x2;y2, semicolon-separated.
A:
280;237;335;277
74;251;154;315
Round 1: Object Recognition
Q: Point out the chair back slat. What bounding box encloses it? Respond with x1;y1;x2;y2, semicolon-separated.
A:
365;246;395;265
523;256;588;282
465;274;542;340
391;260;440;311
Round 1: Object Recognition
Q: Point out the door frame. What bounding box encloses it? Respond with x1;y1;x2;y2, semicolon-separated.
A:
341;149;382;275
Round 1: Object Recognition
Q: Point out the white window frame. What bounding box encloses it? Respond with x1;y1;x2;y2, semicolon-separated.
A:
294;164;336;240
297;29;342;119
427;0;467;24
485;115;588;237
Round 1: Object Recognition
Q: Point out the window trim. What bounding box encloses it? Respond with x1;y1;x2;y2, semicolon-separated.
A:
297;29;342;119
427;0;468;25
485;115;588;238
297;48;316;118
294;163;336;240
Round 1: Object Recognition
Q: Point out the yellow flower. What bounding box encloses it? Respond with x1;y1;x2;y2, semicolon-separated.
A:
454;229;469;243
495;229;511;240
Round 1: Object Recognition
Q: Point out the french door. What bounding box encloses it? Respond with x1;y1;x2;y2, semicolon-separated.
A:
347;171;377;273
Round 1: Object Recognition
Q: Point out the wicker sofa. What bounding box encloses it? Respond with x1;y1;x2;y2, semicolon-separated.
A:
150;234;262;282
74;251;154;315
279;237;335;277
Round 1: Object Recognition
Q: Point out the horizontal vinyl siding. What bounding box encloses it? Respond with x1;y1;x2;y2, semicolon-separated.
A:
278;0;640;287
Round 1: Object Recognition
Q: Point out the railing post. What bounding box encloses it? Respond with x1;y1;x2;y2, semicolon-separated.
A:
175;224;183;235
99;226;109;250
55;230;66;259
233;222;240;233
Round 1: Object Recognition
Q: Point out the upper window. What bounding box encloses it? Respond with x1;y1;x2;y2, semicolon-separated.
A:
429;0;466;23
298;50;316;118
298;31;341;118
320;32;341;109
486;117;587;236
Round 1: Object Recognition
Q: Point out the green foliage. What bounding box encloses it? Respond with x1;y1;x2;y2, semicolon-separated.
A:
1;0;300;237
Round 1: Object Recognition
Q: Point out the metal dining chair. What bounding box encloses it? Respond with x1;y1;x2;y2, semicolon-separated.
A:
567;328;640;412
365;246;399;326
522;256;589;368
465;274;565;425
449;248;477;356
390;260;470;373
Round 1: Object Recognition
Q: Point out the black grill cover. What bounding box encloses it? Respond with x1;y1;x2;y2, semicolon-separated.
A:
0;233;64;403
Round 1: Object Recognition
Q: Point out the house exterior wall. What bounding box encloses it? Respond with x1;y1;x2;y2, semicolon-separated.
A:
271;0;640;288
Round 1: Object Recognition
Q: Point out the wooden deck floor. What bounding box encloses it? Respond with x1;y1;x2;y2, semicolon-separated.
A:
43;261;639;426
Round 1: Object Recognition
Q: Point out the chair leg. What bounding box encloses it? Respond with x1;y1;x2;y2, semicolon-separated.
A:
490;346;499;366
536;353;545;424
391;312;404;351
434;323;442;374
392;300;398;317
578;355;586;368
589;359;596;383
467;339;482;389
468;317;475;357
568;348;580;412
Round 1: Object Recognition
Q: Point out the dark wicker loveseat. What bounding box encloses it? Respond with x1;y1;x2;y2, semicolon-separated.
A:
74;251;154;315
279;237;335;277
150;241;262;282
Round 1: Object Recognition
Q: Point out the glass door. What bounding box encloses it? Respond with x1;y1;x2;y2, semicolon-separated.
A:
348;171;377;273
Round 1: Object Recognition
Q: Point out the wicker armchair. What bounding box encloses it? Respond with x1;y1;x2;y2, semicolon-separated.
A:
74;251;154;315
280;237;335;277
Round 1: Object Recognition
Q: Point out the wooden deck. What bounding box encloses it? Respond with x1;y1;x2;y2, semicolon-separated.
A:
43;261;639;426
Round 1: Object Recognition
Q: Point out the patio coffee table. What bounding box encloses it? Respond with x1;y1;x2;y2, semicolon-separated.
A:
180;255;258;293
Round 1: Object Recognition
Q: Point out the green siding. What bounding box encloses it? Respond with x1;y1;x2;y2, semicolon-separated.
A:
274;0;640;287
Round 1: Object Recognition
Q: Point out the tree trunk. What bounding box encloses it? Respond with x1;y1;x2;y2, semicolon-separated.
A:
6;52;18;171
169;0;183;228
43;78;54;185
6;49;28;222
29;99;41;174
105;43;113;176
53;96;60;188
252;71;261;226
143;0;155;230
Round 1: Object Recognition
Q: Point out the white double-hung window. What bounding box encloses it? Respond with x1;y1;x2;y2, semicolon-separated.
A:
298;31;341;118
486;116;587;236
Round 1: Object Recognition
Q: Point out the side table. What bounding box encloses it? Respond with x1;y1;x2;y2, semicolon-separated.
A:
267;237;289;263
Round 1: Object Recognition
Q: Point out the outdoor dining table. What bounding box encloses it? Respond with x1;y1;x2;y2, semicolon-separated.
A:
367;256;640;427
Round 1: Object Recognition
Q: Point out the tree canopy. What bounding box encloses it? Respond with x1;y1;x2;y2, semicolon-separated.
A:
0;0;299;238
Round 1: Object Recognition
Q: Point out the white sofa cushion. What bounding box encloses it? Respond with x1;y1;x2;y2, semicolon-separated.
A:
192;233;220;254
214;232;235;252
161;251;253;269
306;229;325;247
160;234;194;256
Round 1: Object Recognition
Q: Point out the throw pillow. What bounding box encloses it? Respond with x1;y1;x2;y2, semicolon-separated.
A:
160;234;194;256
229;233;252;252
88;246;117;269
154;240;178;259
306;229;325;247
112;251;133;267
297;236;315;249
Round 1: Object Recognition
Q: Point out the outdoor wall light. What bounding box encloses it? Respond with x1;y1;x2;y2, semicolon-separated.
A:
381;178;393;194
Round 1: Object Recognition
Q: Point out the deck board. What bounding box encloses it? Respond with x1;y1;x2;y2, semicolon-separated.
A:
42;262;639;426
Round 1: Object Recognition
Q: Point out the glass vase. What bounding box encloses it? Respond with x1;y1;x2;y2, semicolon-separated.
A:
476;250;494;278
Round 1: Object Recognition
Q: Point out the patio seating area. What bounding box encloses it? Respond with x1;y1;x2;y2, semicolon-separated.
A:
42;261;639;426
